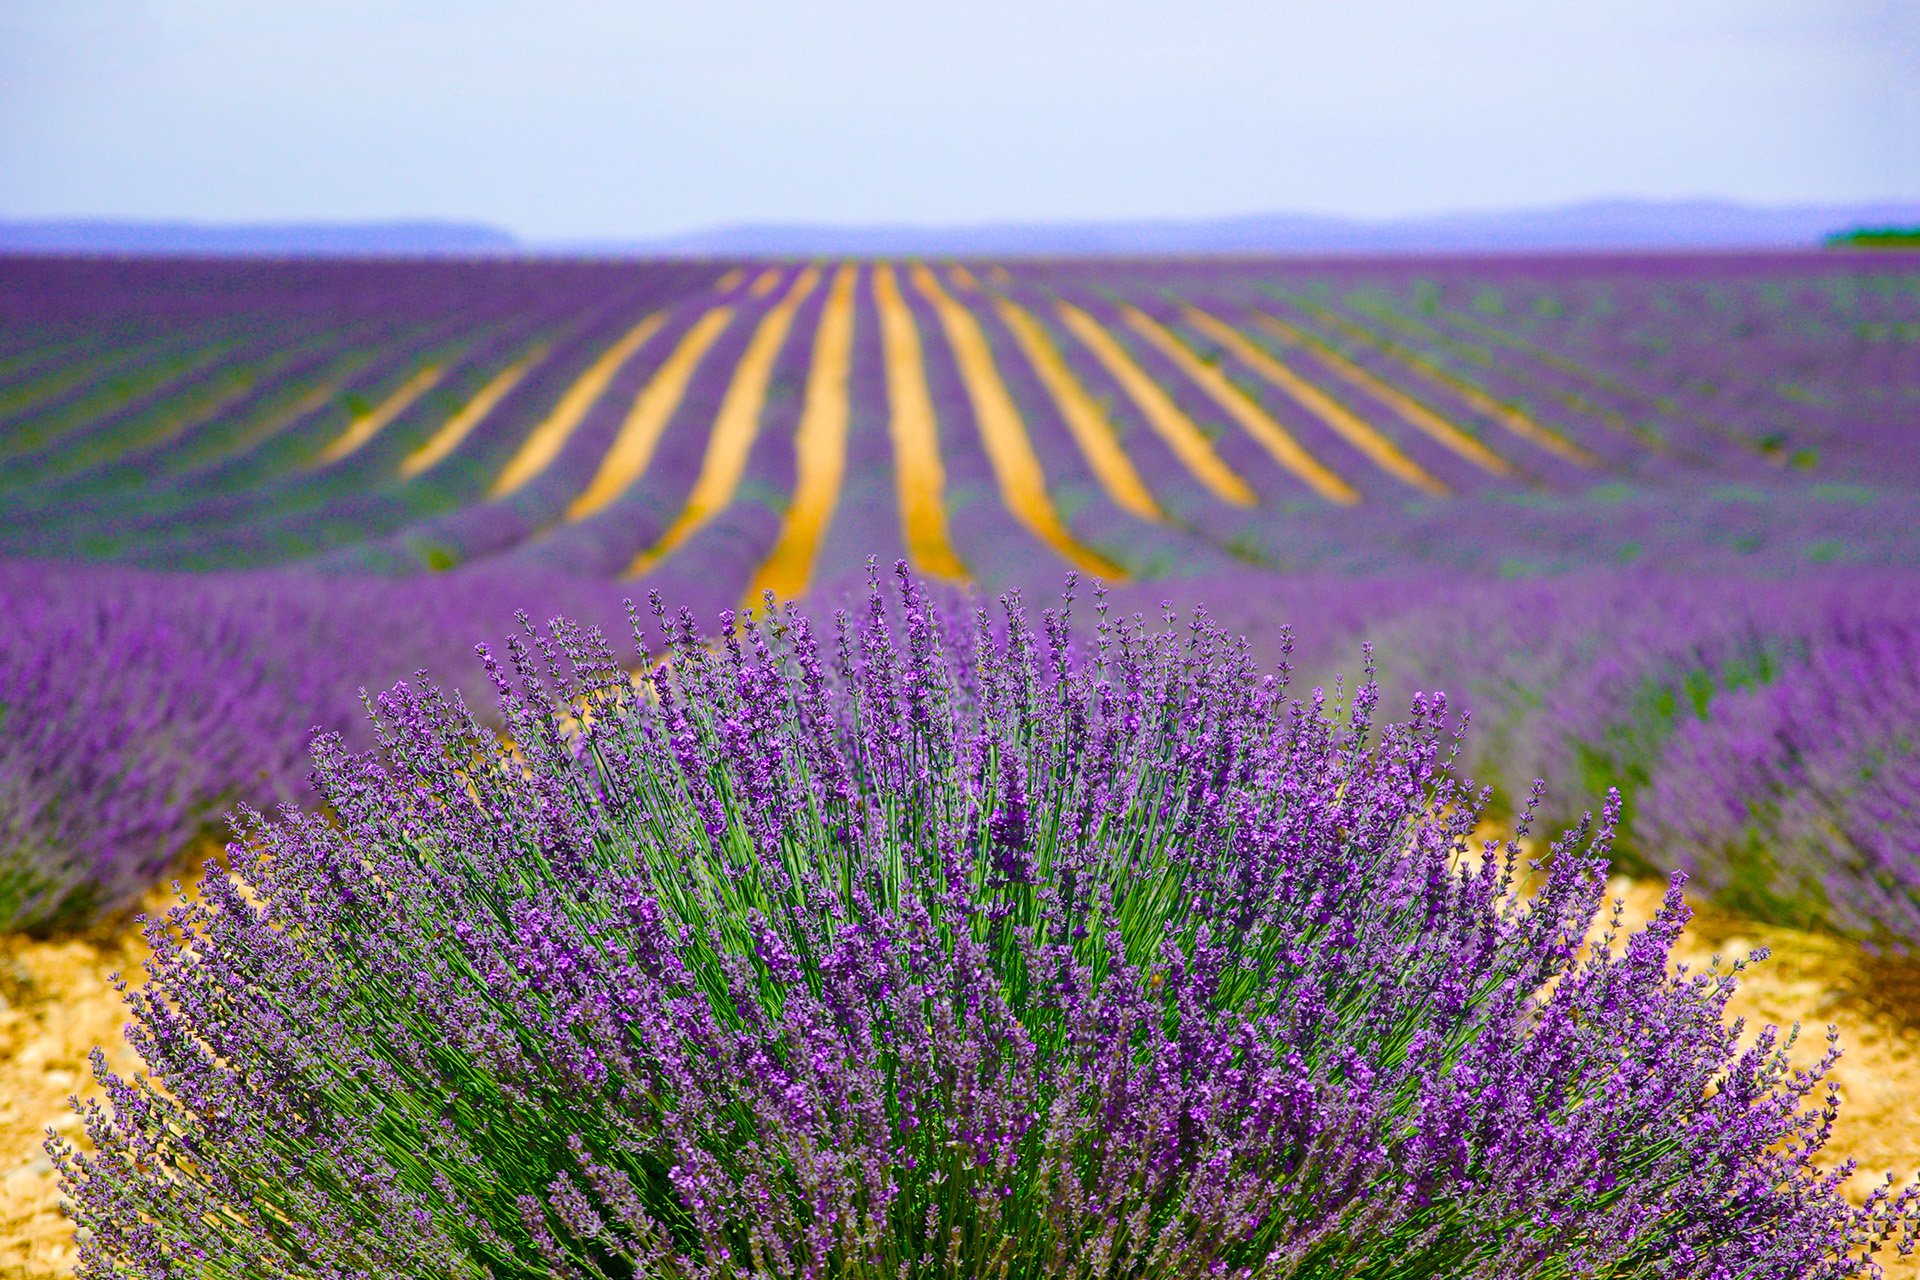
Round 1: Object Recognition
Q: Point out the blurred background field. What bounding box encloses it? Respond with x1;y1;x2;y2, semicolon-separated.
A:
4;251;1917;945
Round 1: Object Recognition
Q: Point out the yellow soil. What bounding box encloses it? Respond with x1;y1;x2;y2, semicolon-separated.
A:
187;356;377;472
1246;312;1516;479
871;264;969;581
986;265;1014;287
749;268;785;298
910;265;1127;581
1121;306;1358;505
565;309;735;521
1053;301;1256;508
399;346;549;479
744;264;859;607
713;267;746;292
0;864;1912;1277
0;875;166;1279
1605;877;1920;1274
313;365;445;466
490;313;668;497
947;264;980;292
1311;304;1599;465
626;268;822;577
1181;307;1447;497
991;296;1163;522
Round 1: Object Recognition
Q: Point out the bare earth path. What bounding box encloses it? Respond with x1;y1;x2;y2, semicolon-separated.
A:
2;868;1915;1276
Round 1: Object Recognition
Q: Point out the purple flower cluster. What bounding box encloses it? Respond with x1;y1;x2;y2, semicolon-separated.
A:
1636;613;1920;947
1320;570;1920;945
0;556;726;932
54;568;1917;1277
0;563;329;931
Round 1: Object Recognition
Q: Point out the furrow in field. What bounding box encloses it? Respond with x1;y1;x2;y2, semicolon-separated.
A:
1120;306;1359;505
1052;301;1256;508
79;311;434;495
0;333;185;429
151;338;400;485
991;295;1163;521
270;268;728;569
242;378;360;465
1320;297;1620;462
106;322;545;567
1180;306;1449;496
948;265;980;292
872;264;969;580
749;268;785;298
273;291;717;576
399;345;550;478
564;308;735;520
808;273;909;581
1437;307;1761;458
314;365;447;465
744;263;860;606
1316;300;1611;463
109;344;385;497
911;265;1128;580
626;268;822;576
0;334;96;390
713;267;746;292
1247;312;1516;478
115;316;487;518
0;334;256;468
9;333;341;491
490;312;667;496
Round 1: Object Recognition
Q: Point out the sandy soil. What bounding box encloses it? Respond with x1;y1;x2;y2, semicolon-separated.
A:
1611;876;1920;1259
0;905;150;1276
1;870;1914;1277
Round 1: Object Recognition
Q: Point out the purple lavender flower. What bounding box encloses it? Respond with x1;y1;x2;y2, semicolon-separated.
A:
53;567;1916;1278
0;557;712;932
1635;613;1920;947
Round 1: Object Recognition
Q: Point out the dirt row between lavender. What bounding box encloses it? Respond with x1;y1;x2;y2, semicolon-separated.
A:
3;866;1916;1278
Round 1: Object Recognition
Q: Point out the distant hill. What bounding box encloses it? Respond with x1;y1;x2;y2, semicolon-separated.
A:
8;201;1920;258
590;200;1920;257
0;220;520;256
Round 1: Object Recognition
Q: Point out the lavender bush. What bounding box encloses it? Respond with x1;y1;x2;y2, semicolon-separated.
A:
0;557;727;934
0;565;330;932
1635;614;1920;947
55;568;1916;1278
1347;572;1920;940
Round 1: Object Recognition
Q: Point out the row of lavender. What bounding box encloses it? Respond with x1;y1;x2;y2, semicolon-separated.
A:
0;556;736;932
1368;573;1920;947
2;254;1916;584
0;257;724;569
2;252;1916;940
1064;252;1920;486
4;551;1916;952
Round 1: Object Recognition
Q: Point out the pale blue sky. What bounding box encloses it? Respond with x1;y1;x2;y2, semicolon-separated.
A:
1;0;1914;239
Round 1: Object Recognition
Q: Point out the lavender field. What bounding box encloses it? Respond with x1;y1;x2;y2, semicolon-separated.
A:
4;251;1917;938
3;250;1919;1275
5;253;1918;582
